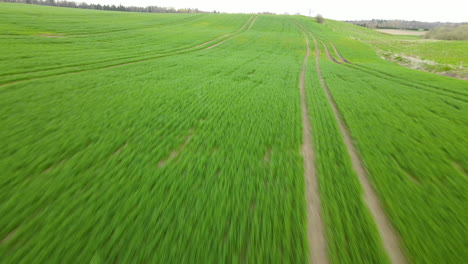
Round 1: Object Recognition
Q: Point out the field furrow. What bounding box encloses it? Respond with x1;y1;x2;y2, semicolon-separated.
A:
317;49;467;264
0;16;252;78
313;37;407;264
298;31;329;264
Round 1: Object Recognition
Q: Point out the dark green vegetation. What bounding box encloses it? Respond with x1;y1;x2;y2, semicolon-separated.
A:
1;3;467;264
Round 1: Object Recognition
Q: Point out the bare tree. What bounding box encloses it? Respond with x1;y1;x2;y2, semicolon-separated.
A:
316;14;324;24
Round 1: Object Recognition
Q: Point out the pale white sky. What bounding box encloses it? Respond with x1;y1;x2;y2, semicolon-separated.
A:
73;0;467;22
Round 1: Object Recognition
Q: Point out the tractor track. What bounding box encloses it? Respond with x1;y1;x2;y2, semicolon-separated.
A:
0;14;210;79
319;39;468;102
0;16;258;90
299;31;329;264
207;16;258;49
313;37;408;264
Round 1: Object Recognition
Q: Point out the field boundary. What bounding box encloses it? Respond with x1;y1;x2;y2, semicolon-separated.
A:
351;64;468;99
313;37;408;264
319;40;468;102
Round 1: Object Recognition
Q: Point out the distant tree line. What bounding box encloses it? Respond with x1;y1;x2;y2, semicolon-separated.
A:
425;24;468;40
344;19;467;31
0;0;216;13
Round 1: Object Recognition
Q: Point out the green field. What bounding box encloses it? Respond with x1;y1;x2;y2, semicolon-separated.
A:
1;3;467;264
324;20;468;78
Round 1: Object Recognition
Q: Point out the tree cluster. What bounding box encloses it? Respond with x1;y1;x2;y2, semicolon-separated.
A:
316;14;324;24
425;24;468;40
0;0;212;14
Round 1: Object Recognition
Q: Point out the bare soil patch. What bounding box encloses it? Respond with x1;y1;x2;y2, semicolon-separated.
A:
263;148;272;163
376;29;426;36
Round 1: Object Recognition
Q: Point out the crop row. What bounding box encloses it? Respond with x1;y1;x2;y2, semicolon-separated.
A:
1;13;310;263
313;37;467;263
301;32;391;263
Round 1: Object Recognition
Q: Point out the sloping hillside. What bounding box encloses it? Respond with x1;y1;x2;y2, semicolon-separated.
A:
326;19;468;78
1;3;466;264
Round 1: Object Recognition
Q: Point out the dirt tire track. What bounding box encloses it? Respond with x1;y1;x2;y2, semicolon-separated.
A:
158;129;194;167
317;39;467;102
348;64;468;101
191;16;254;49
0;15;213;79
207;16;258;49
329;42;350;63
0;16;257;89
299;32;329;264
321;41;341;64
313;37;407;264
322;40;468;101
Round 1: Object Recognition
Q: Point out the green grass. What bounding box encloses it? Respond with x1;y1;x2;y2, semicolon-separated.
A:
298;17;467;263
319;59;467;263
1;4;308;263
325;19;468;77
304;35;390;264
1;3;467;264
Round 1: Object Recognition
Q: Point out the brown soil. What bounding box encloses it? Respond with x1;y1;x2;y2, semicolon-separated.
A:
300;33;329;264
313;38;407;264
376;29;426;36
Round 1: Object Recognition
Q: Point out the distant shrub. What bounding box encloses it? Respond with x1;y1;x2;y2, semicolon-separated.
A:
425;25;468;40
316;14;324;24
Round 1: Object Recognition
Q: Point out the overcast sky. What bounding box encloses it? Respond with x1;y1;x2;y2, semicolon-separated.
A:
73;0;467;22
